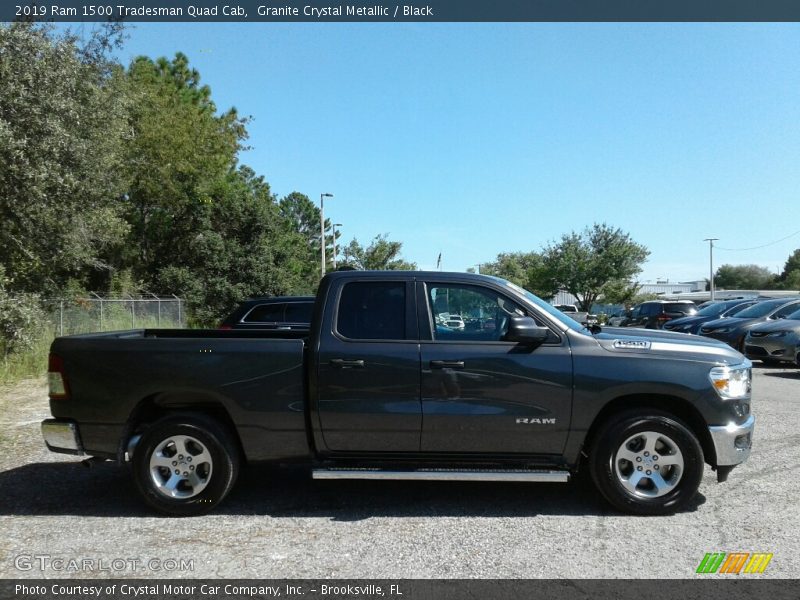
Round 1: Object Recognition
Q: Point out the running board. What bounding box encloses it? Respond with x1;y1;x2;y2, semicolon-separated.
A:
312;468;570;483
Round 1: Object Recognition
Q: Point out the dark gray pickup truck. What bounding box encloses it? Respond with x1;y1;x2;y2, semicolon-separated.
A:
42;271;754;516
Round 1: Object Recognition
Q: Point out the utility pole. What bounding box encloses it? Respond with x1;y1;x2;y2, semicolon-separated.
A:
332;223;342;270
704;238;719;300
320;193;333;276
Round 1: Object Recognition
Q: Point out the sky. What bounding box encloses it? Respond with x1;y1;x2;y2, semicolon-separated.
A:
86;22;800;282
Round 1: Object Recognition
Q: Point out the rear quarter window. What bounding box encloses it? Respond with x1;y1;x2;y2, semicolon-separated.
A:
336;282;406;340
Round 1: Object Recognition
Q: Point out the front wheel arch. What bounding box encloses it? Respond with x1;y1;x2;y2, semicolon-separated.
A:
588;409;704;515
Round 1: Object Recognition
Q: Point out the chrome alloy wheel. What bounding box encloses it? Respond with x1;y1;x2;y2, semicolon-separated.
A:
148;434;213;499
613;431;684;498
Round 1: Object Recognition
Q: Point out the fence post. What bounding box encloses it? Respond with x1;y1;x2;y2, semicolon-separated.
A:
59;301;64;336
129;295;135;329
174;295;182;327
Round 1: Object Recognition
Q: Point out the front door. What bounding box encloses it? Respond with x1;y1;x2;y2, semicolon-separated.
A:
420;282;572;455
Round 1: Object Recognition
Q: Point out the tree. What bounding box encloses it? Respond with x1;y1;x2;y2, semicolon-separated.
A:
540;223;650;312
600;280;643;306
0;23;130;295
481;252;559;299
123;52;248;286
278;192;339;290
340;235;417;270
777;249;800;289
714;264;776;290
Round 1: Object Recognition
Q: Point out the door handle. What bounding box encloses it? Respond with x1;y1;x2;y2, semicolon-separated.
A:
430;360;465;369
330;358;365;369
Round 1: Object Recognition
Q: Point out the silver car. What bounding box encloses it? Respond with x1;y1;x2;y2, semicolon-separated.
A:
744;307;800;365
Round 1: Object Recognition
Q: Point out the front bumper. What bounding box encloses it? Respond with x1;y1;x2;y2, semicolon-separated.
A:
41;419;84;455
708;414;755;467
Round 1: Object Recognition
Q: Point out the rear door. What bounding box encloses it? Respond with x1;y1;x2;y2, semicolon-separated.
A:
314;279;422;452
418;280;572;455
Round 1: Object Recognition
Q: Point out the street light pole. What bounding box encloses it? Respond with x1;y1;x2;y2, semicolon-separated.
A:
320;193;333;276
704;238;719;300
332;223;342;270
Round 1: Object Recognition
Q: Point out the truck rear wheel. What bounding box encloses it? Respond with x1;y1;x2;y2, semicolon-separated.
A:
589;410;703;515
132;413;240;516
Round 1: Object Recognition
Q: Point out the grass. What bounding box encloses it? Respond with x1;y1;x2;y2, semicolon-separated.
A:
0;316;183;386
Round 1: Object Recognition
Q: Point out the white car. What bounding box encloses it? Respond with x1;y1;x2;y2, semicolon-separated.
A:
444;315;465;330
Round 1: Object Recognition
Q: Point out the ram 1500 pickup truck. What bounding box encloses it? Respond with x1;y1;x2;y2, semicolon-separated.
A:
42;271;754;516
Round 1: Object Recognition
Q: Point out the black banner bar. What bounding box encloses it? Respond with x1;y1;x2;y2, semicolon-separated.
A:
2;580;800;600
6;0;800;23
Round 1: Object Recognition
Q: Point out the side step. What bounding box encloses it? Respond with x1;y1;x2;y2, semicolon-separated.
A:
312;468;570;483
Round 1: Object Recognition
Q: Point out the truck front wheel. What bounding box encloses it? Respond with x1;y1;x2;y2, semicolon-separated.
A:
132;413;240;516
589;410;704;515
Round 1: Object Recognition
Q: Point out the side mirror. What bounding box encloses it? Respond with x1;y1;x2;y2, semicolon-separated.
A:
506;316;549;345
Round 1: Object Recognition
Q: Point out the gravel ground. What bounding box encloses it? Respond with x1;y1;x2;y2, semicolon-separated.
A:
0;366;798;579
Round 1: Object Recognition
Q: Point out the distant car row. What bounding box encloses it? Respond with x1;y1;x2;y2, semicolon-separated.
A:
610;297;800;366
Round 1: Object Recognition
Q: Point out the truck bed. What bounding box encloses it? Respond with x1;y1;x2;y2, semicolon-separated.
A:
50;329;310;461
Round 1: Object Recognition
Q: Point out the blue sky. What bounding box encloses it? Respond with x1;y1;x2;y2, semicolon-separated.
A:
97;23;800;282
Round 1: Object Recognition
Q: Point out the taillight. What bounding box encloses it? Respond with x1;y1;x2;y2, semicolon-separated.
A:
48;354;70;399
219;324;232;330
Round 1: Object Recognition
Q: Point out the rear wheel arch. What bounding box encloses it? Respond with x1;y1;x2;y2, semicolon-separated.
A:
120;394;245;464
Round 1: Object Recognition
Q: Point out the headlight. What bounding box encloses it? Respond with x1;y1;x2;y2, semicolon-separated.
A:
767;331;787;337
709;362;752;399
714;327;731;333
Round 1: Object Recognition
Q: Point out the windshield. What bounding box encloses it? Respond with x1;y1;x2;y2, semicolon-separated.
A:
494;277;585;332
725;302;754;317
734;300;787;319
785;307;800;320
696;302;729;317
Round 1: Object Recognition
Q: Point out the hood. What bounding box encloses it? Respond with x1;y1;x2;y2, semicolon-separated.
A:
664;315;706;327
595;327;745;365
700;316;751;331
748;318;800;334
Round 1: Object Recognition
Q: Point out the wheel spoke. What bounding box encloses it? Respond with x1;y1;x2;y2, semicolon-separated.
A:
649;471;676;494
162;472;183;493
643;433;659;455
192;449;212;466
657;453;682;467
620;470;644;493
173;436;190;457
150;453;174;469
187;470;207;489
616;448;639;464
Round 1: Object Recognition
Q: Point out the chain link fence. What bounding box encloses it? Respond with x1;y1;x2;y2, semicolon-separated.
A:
44;295;185;336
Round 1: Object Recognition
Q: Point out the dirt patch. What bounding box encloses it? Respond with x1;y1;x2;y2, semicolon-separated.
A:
0;377;55;470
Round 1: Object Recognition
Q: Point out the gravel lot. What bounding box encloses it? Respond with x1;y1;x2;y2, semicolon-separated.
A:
1;366;798;579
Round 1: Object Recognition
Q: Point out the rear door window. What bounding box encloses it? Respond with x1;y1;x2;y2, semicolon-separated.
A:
336;282;406;340
244;303;285;323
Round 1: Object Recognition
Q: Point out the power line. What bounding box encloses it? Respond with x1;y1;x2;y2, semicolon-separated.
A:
716;229;800;252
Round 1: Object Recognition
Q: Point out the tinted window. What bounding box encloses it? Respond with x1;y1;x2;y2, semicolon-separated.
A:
337;282;406;340
697;302;729;317
773;301;800;319
665;302;696;315
724;302;756;317
244;303;285;323
284;302;314;323
429;284;525;342
736;299;791;319
641;303;660;316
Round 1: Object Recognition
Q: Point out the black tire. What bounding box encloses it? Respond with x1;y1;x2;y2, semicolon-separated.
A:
132;413;240;516
589;409;704;516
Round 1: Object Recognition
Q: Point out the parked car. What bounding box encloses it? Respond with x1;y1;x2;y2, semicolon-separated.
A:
554;304;598;326
219;296;314;331
618;301;698;329
663;299;760;335
699;297;800;351
744;306;800;365
444;315;466;330
43;271;754;517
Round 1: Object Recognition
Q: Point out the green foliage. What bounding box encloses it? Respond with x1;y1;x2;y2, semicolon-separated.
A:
0;23;131;295
600;280;642;306
340;234;417;271
481;252;559;299
540;223;650;312
714;264;777;290
0;268;47;358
